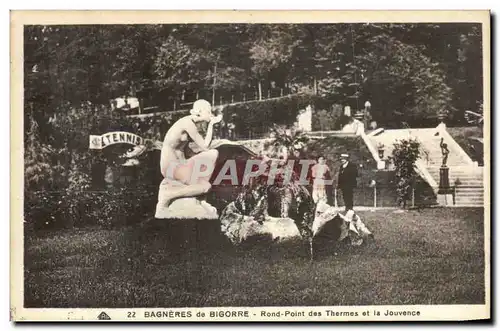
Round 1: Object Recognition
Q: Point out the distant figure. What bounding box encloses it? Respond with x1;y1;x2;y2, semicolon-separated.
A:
344;105;351;117
440;137;449;167
311;156;331;204
337;153;358;212
111;96;140;110
296;105;313;132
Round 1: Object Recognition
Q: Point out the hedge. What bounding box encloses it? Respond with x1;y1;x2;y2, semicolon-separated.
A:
24;188;157;233
221;93;333;138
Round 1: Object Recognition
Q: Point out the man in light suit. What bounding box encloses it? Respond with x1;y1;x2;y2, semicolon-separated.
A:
337;153;358;211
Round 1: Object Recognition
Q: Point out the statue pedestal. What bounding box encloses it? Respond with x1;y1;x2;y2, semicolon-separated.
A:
155;179;218;219
155;198;218;219
437;166;453;206
376;160;386;170
438;166;452;194
437;194;453;206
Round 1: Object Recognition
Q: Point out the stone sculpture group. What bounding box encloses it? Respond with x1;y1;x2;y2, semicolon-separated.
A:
154;99;374;258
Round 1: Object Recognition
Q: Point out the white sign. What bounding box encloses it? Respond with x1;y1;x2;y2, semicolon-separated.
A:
89;131;161;150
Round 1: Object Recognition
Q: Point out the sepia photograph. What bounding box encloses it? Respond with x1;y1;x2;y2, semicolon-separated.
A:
10;10;490;322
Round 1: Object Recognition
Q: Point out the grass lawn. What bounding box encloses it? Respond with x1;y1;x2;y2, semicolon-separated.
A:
24;207;485;308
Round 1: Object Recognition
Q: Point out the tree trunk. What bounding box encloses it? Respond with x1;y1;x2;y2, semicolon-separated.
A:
212;54;220;106
258;81;262;101
313;76;318;95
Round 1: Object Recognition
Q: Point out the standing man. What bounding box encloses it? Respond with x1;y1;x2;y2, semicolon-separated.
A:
338;153;358;211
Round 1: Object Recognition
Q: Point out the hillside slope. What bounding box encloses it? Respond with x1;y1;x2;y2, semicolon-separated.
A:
447;126;484;165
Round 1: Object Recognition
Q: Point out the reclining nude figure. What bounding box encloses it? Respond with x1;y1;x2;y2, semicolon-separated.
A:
155;99;222;218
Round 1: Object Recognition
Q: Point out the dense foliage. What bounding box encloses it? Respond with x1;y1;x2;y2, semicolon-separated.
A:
23;23;482;229
24;102;168;231
390;138;422;208
25;23;482;129
221;93;327;138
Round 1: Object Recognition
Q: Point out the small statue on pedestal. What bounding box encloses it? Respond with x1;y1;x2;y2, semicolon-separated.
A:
440;137;449;167
438;137;451;196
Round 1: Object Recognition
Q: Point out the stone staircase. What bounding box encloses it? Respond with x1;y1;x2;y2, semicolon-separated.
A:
368;127;484;207
426;166;484;206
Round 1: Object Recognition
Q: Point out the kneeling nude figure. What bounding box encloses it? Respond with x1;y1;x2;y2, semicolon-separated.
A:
155;99;222;218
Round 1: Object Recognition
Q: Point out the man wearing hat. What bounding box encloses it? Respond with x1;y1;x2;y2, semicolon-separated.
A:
338;153;358;211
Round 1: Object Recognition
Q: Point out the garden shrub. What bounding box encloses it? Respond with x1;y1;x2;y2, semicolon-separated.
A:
65;188;157;229
24;190;67;233
389;138;422;208
222;93;331;138
24;187;158;232
311;104;345;131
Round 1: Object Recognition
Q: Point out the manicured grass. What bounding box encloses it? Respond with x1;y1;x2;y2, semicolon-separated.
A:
24;207;485;308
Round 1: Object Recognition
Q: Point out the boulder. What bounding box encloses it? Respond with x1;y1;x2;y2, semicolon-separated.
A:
155;197;218;219
220;201;300;243
220;200;373;246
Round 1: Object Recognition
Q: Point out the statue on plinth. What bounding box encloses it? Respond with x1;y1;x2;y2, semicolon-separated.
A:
155;99;222;220
438;137;451;195
440;137;449;167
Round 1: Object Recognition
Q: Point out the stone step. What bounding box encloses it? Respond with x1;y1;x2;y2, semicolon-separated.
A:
455;191;484;195
455;201;484;206
428;175;482;182
456;195;484;199
426;164;470;168
428;174;482;179
456;185;484;189
425;159;468;163
456;186;485;191
427;171;483;178
449;178;484;181
455;196;484;200
455;194;484;200
454;182;484;186
427;166;483;171
454;200;484;206
455;190;484;194
449;175;484;179
427;170;482;175
455;195;484;200
456;192;485;196
429;177;483;182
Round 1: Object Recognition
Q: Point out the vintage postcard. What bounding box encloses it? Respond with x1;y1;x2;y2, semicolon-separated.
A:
10;10;490;322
